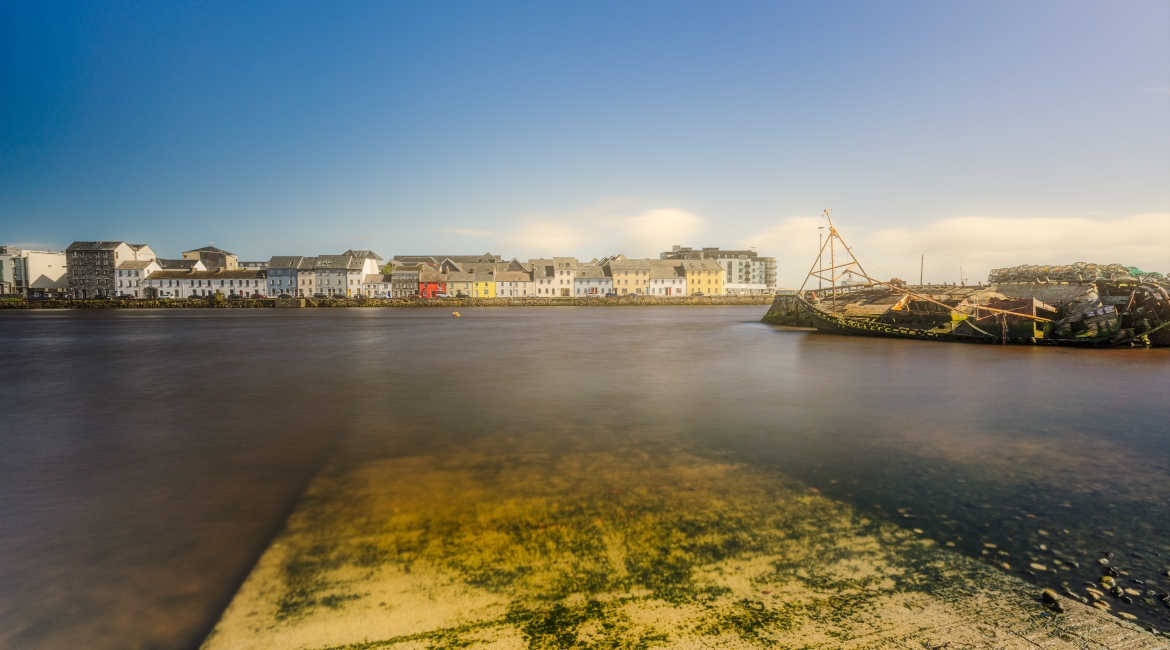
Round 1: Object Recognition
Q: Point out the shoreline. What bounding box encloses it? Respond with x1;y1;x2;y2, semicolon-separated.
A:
0;295;774;309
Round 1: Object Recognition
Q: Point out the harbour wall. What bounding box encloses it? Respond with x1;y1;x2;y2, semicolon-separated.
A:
0;295;774;309
760;293;814;327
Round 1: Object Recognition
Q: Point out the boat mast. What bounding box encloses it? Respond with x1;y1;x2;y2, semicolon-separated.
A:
795;213;1054;323
829;211;836;312
798;210;872;313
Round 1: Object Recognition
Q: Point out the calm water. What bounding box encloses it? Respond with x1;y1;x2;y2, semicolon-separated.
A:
0;307;1167;649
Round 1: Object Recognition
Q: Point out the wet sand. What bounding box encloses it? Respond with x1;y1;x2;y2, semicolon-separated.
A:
202;441;1164;649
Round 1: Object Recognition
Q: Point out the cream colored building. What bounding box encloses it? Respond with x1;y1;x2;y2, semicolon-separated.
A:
445;271;475;297
182;246;237;270
608;259;653;295
0;247;68;297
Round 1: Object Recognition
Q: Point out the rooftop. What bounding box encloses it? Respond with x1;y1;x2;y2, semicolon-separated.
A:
314;255;367;270
146;269;265;280
67;241;132;251
343;249;383;261
394;253;502;264
157;258;202;270
184;246;235;255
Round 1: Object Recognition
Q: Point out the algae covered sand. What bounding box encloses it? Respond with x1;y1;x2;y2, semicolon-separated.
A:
201;445;1164;649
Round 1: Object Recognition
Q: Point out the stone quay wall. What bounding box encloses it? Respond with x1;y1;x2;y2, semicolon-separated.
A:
1;295;774;309
760;293;814;326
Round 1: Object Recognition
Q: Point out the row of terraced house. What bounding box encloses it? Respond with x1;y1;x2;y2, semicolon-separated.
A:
45;241;776;299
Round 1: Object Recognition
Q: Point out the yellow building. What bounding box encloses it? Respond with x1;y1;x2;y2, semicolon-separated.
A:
471;267;496;298
683;260;725;295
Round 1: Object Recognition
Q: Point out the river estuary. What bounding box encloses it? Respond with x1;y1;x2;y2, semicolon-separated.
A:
0;307;1167;649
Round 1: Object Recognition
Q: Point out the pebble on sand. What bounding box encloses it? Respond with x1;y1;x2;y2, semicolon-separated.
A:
1041;589;1063;613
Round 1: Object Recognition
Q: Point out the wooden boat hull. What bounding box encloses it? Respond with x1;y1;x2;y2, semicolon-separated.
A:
796;297;1127;347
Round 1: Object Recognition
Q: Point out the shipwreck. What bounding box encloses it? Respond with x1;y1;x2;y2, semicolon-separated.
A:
762;211;1170;347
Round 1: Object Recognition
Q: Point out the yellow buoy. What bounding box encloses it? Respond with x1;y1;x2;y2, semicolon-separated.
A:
452;312;460;317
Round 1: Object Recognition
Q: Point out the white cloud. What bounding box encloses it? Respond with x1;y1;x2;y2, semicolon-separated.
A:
869;213;1170;281
492;200;707;259
748;213;1170;288
618;208;705;255
506;220;586;254
441;228;498;237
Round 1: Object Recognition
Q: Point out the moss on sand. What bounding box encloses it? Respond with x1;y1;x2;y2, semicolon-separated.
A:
202;447;1164;650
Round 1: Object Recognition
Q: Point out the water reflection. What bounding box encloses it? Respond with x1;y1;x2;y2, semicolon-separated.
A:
0;307;1166;649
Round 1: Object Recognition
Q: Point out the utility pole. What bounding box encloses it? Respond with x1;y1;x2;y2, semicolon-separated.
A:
920;255;924;286
817;227;825;290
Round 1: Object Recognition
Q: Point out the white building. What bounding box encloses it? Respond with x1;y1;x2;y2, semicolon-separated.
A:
648;261;686;296
142;269;268;298
495;270;533;297
300;251;383;297
115;259;162;298
66;241;156;299
0;247;69;298
530;257;577;297
574;265;613;296
361;274;392;297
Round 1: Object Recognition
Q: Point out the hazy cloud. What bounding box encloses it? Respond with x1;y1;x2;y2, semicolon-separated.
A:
5;242;65;252
749;213;1170;288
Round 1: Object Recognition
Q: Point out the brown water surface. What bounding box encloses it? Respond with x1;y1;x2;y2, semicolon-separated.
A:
0;306;1166;649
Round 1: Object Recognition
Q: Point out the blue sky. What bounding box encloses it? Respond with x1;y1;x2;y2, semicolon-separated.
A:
2;1;1167;285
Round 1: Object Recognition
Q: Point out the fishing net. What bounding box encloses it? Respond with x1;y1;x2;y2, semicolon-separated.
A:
988;262;1166;284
